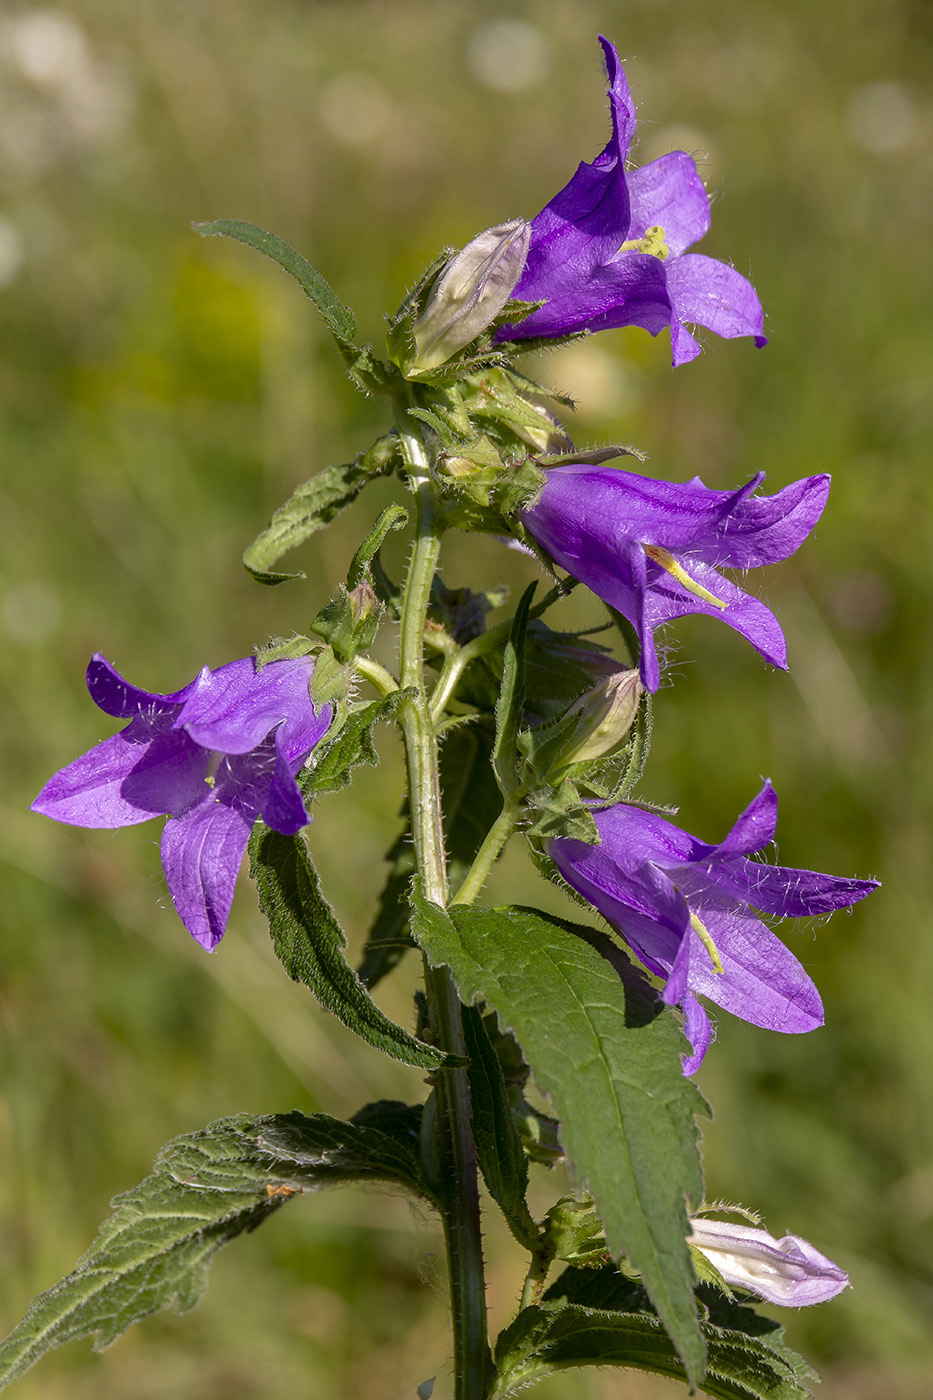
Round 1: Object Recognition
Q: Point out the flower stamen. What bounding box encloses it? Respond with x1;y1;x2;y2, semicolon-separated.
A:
643;544;727;611
619;224;670;261
690;910;724;974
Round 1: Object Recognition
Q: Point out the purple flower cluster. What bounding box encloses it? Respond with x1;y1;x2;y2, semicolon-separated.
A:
550;783;877;1073
497;35;766;366
32;654;332;950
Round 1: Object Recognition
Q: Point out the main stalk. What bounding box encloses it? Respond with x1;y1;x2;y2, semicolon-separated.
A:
397;422;491;1400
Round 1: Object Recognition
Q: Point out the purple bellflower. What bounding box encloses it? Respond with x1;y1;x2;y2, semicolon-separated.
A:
522;464;830;692
32;653;333;950
496;35;766;365
549;781;878;1073
689;1216;849;1306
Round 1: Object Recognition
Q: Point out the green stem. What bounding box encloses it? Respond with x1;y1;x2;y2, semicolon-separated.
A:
450;805;517;908
429;582;571;724
352;655;398;698
396;416;492;1400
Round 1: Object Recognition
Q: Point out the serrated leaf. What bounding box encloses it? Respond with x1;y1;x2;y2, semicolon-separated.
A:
249;824;459;1070
194;218;357;339
461;1006;537;1249
0;1107;431;1390
492;1276;818;1400
409;898;707;1384
492;584;535;798
243;434;400;584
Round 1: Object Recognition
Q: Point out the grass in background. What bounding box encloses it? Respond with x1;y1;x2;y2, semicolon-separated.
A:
1;2;931;1395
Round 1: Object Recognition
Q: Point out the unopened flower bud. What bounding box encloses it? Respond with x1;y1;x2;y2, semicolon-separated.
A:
411;219;530;373
688;1216;849;1307
521;667;643;781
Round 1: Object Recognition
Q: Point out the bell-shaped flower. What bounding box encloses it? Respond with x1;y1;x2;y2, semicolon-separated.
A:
549;781;878;1073
32;653;333;950
521;463;830;692
689;1216;849;1306
496;35;766;365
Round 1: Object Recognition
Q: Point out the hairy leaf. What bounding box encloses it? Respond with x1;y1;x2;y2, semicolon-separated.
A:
0;1107;431;1390
243;434;400;584
194;218;357;339
302;692;407;801
461;1006;537;1248
249;825;459;1070
492;1283;817;1400
410;898;707;1384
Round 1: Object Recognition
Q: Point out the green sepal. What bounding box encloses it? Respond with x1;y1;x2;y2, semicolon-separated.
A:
408;897;708;1385
491;1275;818;1400
301;691;408;801
385;249;451;375
0;1106;434;1392
541;1197;610;1268
249;824;460;1070
255;634;317;667
243;434;401;584
193;218;358;340
524;779;600;846
307;645;351;710
492;584;535;799
461;1005;538;1250
308;504;408;662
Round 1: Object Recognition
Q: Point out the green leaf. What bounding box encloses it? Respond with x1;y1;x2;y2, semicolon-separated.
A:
347;503;409;589
249;824;459;1070
492;1280;818;1400
243;434;400;584
409;898;707;1384
357;828;416;989
461;1005;537;1249
0;1107;432;1390
301;691;407;801
492;584;535;798
194;218;357;340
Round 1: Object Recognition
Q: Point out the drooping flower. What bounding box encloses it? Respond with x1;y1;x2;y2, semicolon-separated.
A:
689;1216;849;1306
549;781;878;1073
522;464;830;692
496;35;766;365
32;653;333;950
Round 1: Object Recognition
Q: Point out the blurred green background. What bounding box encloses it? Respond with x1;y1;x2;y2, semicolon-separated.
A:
1;2;931;1397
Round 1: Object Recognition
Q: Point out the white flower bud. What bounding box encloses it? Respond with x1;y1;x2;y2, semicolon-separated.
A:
688;1216;849;1307
411;219;530;372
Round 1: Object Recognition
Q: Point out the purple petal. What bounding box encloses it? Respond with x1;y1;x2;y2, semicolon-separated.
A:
641;559;789;670
160;799;253;950
507;37;637;331
689;1217;849;1306
681;896;824;1035
509;253;672;343
666;253;767;358
681;992;714;1075
625;151;710;255
177;656;328;761
31;723;208;828
86;653;202;720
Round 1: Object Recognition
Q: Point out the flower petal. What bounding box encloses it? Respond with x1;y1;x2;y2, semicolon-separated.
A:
689;1217;849;1306
31;723;208;828
666;253;767;353
683;896;824;1034
160;799;253;950
177;656;327;760
625;151;710;255
680;992;714;1075
86;653;201;720
261;729;313;834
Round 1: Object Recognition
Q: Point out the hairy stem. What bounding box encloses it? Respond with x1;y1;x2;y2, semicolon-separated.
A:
450;805;517;908
397;415;491;1400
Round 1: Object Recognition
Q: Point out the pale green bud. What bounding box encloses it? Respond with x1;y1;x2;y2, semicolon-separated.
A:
521;668;643;781
411;219;530;373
